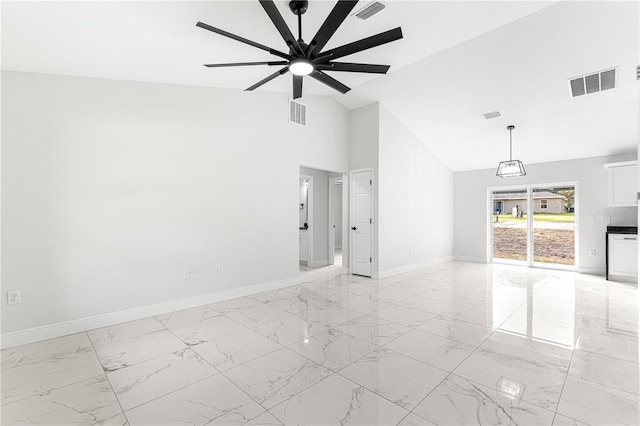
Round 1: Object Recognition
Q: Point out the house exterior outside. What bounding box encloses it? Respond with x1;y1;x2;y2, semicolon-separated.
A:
493;191;567;214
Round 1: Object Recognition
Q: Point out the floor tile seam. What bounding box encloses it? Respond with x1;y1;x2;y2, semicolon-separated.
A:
184;339;281;416
571;346;640;366
329;369;415;414
86;331;131;426
459;339;573;378
118;371;230;415
91;327;191;355
285;333;381;375
563;370;640;398
96;328;201;373
443;370;561;416
395;368;453;423
0;338;101;373
334;322;414;349
0;371;111;408
190;336;287;375
0;349;98;377
573;345;639;364
551;339;577;425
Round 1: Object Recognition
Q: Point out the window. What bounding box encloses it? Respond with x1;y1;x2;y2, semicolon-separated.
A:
541;199;548;209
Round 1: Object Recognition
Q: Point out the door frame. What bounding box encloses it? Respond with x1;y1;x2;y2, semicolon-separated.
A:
301;174;314;265
328;176;345;267
349;168;374;277
488;180;579;271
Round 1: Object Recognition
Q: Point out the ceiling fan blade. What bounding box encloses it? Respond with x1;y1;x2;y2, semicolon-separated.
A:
293;75;303;99
196;21;290;60
316;27;403;62
309;70;351;94
204;61;288;68
246;66;290;91
305;0;359;58
259;0;304;56
314;62;390;74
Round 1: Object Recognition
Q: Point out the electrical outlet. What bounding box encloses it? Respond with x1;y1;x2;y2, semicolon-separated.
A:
215;266;221;275
7;291;21;305
589;250;596;257
183;269;191;280
589;215;595;223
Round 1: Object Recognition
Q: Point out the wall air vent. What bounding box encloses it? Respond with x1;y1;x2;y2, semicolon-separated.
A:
569;67;617;97
482;111;501;120
353;1;386;20
289;99;307;126
636;65;640;80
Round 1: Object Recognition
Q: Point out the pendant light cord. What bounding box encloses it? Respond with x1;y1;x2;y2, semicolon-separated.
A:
507;125;515;161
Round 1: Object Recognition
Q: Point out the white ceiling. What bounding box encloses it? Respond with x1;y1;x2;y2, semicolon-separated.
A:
2;1;638;171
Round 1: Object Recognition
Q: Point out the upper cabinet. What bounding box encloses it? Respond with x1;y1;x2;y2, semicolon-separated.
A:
604;161;638;207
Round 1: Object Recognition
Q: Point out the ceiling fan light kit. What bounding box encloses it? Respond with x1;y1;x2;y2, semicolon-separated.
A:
197;0;403;99
496;125;526;178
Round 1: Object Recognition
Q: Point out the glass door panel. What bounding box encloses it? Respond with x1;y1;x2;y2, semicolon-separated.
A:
531;186;575;266
491;190;528;263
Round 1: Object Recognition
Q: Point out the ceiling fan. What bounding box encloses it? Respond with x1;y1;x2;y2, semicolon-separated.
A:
196;0;403;99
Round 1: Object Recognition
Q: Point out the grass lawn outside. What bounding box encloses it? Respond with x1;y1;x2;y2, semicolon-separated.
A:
493;212;575;223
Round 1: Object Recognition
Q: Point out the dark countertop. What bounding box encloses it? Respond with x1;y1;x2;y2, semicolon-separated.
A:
606;226;637;234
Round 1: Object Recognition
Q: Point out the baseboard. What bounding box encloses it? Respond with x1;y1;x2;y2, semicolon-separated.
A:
1;276;300;350
307;259;330;268
453;255;487;263
373;256;454;279
578;266;605;275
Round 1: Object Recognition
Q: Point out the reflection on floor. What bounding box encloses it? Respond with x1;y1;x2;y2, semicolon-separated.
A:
300;248;342;272
2;262;638;425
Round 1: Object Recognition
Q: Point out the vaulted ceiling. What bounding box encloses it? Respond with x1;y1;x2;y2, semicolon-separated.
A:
2;1;638;171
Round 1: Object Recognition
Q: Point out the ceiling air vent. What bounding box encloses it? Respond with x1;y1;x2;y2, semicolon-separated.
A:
482;111;501;120
289;99;307;126
353;2;386;20
569;68;617;97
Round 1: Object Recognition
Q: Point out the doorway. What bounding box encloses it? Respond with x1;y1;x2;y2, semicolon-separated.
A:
350;169;373;277
329;177;344;268
490;183;577;270
299;166;346;271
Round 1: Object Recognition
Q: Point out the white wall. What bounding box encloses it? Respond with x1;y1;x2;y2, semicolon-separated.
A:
378;105;454;276
1;71;349;336
454;153;638;273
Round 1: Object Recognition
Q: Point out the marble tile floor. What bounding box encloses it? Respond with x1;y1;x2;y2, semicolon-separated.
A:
2;262;639;425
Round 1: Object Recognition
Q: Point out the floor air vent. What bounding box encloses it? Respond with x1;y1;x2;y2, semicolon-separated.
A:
353;2;386;20
289;99;307;126
569;68;616;97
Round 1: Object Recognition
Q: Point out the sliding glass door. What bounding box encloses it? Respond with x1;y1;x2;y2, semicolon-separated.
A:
490;184;577;270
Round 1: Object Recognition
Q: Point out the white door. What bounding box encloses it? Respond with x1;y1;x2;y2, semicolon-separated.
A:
351;170;373;277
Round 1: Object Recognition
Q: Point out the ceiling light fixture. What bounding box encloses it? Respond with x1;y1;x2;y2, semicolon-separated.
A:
289;58;314;76
496;125;526;178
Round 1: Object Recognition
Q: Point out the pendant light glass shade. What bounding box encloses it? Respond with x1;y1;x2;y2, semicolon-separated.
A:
496;125;526;178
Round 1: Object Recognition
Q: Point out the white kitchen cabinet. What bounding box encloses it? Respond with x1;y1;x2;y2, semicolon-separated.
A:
608;234;638;282
299;230;308;263
604;161;638;207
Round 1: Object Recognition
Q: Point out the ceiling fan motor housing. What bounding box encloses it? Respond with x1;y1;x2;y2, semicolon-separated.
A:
289;1;309;15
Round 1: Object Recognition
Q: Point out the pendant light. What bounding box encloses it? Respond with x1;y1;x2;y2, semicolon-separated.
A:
496;125;526;178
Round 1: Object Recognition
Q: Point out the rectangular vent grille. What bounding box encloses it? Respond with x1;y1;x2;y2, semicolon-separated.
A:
569;68;617;97
637;65;640;80
289;99;307;126
354;2;385;20
482;111;501;120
